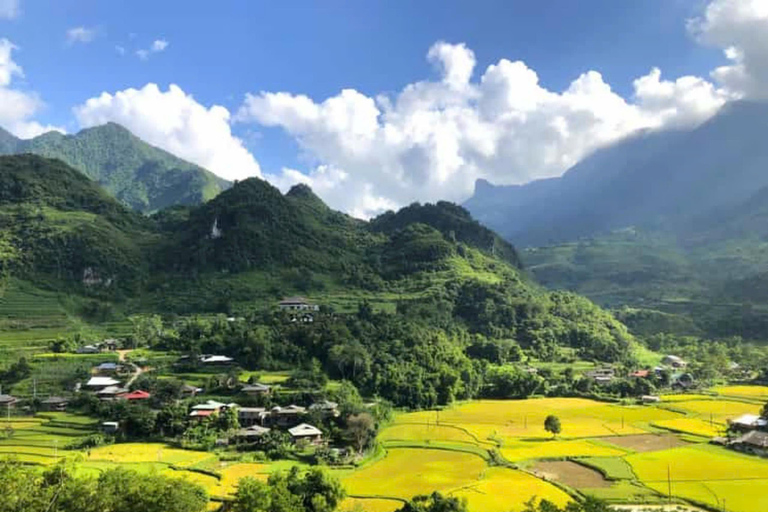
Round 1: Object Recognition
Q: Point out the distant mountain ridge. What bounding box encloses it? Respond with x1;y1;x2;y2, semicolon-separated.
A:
465;101;768;246
464;100;768;339
0;123;230;212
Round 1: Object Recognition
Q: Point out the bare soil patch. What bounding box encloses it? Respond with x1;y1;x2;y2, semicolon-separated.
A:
532;460;610;488
602;433;688;452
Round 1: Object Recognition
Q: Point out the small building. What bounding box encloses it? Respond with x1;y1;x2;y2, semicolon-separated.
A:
641;395;661;404
102;421;119;434
239;407;267;427
288;423;323;444
123;390;151;401
180;384;202;398
241;383;271;397
278;297;319;312
97;386;128;401
101;339;119;351
85;376;121;390
309;400;339;418
200;355;234;365
77;345;101;354
0;394;17;408
265;405;307;427
585;368;615;385
190;400;239;419
671;373;695;390
41;396;69;411
662;355;687;369
236;424;271;441
731;430;768;457
630;370;650;378
94;362;122;375
729;414;768;433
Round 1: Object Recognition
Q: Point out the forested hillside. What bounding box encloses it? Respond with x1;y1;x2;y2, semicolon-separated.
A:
0;154;634;374
0;123;230;212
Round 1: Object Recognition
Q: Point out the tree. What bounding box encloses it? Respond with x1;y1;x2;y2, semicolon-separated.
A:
232;477;272;512
397;492;468;512
129;314;164;348
216;407;240;432
762;401;768;419
345;413;376;453
544;415;561;438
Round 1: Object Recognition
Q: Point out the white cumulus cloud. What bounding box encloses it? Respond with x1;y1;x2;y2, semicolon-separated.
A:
73;83;261;181
689;0;768;99
0;39;64;138
66;26;97;45
237;39;730;218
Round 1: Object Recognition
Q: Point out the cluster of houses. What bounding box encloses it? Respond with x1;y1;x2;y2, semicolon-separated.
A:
584;355;692;388
76;339;120;354
718;413;768;457
188;397;338;446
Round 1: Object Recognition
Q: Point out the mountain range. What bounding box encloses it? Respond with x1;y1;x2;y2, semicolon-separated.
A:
0;123;230;212
465;100;768;339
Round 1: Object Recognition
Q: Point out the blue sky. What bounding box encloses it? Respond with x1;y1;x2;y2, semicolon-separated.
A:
0;0;763;216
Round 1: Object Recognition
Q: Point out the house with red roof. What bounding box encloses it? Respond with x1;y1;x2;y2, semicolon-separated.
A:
123;390;151;401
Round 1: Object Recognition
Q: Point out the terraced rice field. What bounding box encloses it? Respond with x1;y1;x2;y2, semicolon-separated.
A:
400;398;682;442
712;385;768;402
666;399;761;424
370;395;763;511
342;448;487;499
451;467;572;511
626;444;768;512
88;443;216;467
0;412;96;465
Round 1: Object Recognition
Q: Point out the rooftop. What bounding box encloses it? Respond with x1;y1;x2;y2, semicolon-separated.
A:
288;423;323;437
735;430;768;448
86;377;121;387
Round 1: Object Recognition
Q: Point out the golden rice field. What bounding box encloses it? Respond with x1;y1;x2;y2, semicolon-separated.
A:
652;418;724;438
340;497;403;512
712;385;768;402
450;467;572;512
500;439;627;462
210;463;270;497
398;398;682;442
626;444;768;512
667;400;761;423
342;448;487;499
378;422;491;447
87;443;215;467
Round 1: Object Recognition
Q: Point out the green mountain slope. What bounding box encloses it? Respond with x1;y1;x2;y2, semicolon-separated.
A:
0;154;155;297
0;123;230;212
0;155;633;364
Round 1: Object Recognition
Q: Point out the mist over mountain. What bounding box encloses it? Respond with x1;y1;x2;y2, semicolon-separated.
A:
466;101;768;246
465;100;768;339
0;123;230;212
